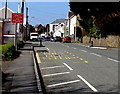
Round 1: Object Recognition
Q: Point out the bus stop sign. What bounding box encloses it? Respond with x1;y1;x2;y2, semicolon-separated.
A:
12;13;24;23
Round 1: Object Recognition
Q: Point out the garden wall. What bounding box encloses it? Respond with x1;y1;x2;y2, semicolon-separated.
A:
83;35;120;47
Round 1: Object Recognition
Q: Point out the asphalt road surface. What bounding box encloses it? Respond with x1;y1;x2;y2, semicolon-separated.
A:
36;41;119;93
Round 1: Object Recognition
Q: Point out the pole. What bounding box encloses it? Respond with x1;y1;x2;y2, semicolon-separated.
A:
5;0;7;19
75;27;77;41
21;0;25;41
14;23;17;51
26;7;28;40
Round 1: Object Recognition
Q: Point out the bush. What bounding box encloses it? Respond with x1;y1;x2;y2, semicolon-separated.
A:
17;41;24;49
1;43;16;61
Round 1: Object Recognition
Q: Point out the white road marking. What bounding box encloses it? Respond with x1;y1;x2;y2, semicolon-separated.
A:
43;72;70;77
47;48;49;51
65;45;69;47
90;53;102;57
107;58;119;62
72;47;76;49
80;50;87;53
77;75;98;92
41;66;64;70
47;80;80;87
63;63;73;71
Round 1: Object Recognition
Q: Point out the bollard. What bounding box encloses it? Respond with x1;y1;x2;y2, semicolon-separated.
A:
91;41;93;47
40;39;42;46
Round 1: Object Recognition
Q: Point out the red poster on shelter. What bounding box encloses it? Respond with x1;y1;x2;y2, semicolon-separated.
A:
12;13;24;23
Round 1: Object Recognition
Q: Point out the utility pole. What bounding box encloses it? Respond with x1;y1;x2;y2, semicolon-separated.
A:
21;0;25;40
26;7;28;40
5;0;7;19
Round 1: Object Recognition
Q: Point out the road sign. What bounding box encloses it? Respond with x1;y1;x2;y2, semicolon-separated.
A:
12;13;24;23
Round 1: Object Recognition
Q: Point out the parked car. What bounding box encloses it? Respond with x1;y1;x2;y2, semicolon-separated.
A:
54;36;62;42
37;37;45;41
62;36;71;43
45;37;51;41
50;37;55;42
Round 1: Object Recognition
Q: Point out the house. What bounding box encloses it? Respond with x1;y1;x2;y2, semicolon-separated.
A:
0;7;16;44
49;19;67;37
0;19;3;44
66;12;80;41
0;6;27;43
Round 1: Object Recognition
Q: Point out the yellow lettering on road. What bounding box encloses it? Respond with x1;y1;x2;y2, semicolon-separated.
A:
80;58;83;60
84;61;88;63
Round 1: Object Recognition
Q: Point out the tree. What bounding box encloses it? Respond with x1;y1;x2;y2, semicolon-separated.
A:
69;2;120;36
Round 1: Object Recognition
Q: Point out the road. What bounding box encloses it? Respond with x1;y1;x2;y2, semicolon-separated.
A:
35;41;119;93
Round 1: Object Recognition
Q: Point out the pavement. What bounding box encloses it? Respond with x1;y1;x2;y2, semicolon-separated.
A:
2;42;43;94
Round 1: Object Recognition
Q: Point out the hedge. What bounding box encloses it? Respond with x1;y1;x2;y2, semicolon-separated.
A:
1;43;16;61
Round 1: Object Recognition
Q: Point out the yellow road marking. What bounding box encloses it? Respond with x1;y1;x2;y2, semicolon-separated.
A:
36;53;41;63
84;61;88;63
59;56;62;59
45;55;48;57
68;57;71;59
80;58;83;60
65;57;68;59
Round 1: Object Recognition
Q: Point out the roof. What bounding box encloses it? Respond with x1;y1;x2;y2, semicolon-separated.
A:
35;24;43;28
0;7;15;13
51;19;67;24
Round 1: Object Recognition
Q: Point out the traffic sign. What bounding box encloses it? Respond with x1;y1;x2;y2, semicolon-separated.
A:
12;13;24;23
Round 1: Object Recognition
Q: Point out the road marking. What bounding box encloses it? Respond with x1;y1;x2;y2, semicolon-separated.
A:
90;53;102;57
36;53;41;63
63;63;73;71
41;66;64;70
77;75;98;92
84;61;88;63
47;48;49;51
80;50;87;53
47;80;80;87
33;54;42;92
73;47;77;49
68;57;71;59
107;58;119;62
80;58;83;60
59;56;62;59
43;72;70;77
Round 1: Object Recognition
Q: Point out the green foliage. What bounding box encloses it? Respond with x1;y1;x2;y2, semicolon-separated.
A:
17;41;24;49
69;2;120;36
89;26;101;38
1;43;16;61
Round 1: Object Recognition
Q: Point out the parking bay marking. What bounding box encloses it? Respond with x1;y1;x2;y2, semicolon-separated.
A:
41;65;65;70
107;58;119;63
47;80;80;88
80;50;87;53
77;75;98;92
90;53;102;57
63;63;73;71
43;72;70;77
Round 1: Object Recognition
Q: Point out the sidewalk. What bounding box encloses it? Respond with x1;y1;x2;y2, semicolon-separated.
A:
2;43;43;94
